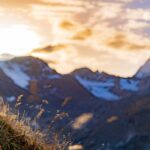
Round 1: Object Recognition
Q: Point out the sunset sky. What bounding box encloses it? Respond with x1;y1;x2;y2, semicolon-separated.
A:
0;0;150;77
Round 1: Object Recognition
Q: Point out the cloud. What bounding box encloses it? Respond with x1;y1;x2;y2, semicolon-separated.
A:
106;33;150;50
0;0;43;8
31;41;149;77
106;33;126;49
72;28;92;40
1;0;150;77
31;44;67;53
60;20;75;30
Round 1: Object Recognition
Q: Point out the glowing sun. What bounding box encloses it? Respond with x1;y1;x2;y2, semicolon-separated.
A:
0;25;40;56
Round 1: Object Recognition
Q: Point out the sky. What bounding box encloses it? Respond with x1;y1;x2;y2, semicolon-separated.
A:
0;0;150;77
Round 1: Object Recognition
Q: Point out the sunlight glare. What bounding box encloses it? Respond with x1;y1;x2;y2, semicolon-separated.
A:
0;25;41;56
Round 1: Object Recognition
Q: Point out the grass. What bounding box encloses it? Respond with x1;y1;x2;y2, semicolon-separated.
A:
0;116;43;150
0;98;71;150
0;101;46;150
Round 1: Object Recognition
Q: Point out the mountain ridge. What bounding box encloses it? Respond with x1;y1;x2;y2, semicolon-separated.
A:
0;55;150;101
1;55;150;78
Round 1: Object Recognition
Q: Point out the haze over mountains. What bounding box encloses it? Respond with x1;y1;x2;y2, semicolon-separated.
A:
0;56;150;149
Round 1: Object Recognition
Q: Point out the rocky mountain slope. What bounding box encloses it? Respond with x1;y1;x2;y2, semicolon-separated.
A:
0;56;150;149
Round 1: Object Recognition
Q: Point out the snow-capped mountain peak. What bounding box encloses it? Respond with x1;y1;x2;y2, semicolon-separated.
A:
74;68;141;101
0;56;61;89
136;59;150;78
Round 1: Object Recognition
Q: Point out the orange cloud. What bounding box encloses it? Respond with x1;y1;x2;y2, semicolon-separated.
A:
106;33;150;50
60;20;75;30
31;44;67;53
72;28;92;40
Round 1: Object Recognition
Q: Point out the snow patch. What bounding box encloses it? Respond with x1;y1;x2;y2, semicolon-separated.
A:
0;62;30;89
120;79;139;91
136;60;150;78
76;76;119;101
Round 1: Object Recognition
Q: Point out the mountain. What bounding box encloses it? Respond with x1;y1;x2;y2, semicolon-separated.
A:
0;56;150;149
0;56;60;89
73;68;140;101
136;59;150;78
73;59;150;101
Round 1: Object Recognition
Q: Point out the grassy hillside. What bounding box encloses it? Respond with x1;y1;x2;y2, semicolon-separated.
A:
0;116;44;150
0;99;70;150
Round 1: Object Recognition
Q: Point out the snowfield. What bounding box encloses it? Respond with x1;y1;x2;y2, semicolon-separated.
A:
76;75;120;101
0;62;30;89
